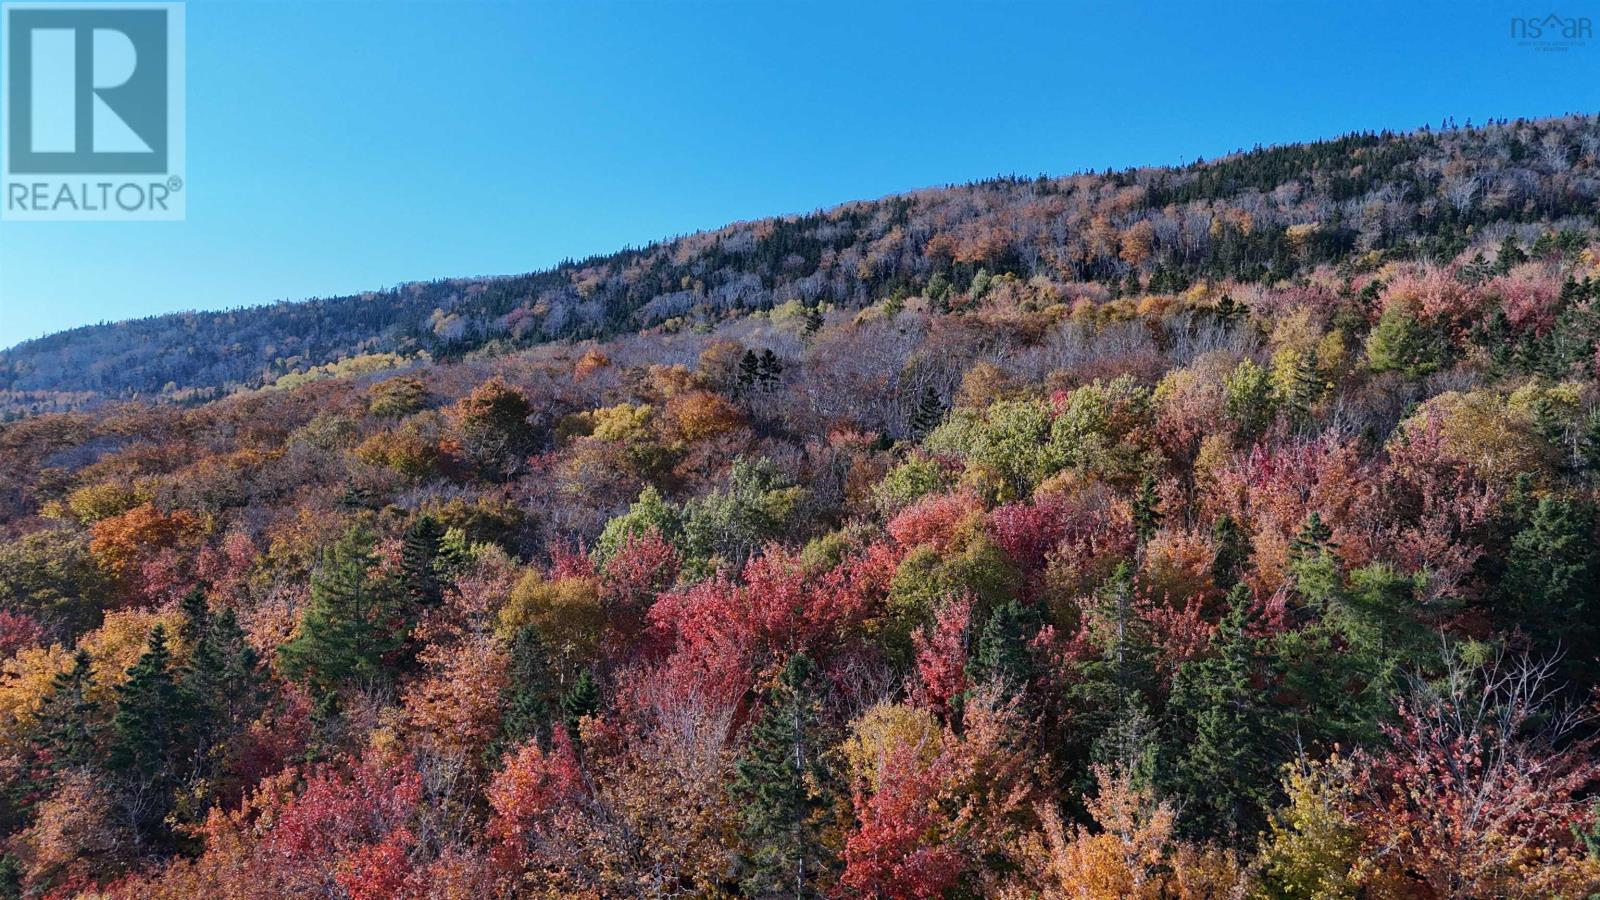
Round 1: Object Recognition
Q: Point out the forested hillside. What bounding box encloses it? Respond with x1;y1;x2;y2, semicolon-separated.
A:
2;114;1600;897
3;114;1597;416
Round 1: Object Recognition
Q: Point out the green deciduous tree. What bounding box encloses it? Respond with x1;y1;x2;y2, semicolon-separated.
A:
1365;304;1448;377
1224;359;1274;444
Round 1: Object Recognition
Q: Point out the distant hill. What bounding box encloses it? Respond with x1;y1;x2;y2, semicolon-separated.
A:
3;113;1597;417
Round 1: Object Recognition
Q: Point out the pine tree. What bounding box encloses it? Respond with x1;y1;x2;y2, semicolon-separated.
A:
499;625;555;751
0;854;20;900
278;523;406;702
177;586;208;648
108;626;186;778
970;598;1041;694
758;350;783;389
1065;562;1158;776
1209;513;1250;589
729;653;835;898
400;513;446;610
801;305;824;340
338;484;375;510
1098;563;1152;702
1501;496;1600;682
182;603;263;774
1531;231;1558;259
1289;512;1335;561
559;668;601;734
1214;293;1241;324
1581;409;1600;474
1287;350;1323;425
926;273;953;312
33;649;101;774
738;350;761;389
908;384;946;441
1160;586;1280;843
1132;474;1163;544
108;625;192;845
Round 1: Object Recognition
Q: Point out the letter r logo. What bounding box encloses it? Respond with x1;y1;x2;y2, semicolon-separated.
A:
5;6;168;173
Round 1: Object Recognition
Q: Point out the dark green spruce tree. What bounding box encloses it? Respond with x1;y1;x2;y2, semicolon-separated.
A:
278;523;407;705
1495;233;1528;273
1209;513;1250;590
107;625;192;847
1159;585;1281;844
1132;474;1163;544
729;653;836;898
180;595;264;779
970;598;1041;694
801;305;824;341
908;384;946;441
33;649;102;776
1500;495;1600;685
559;668;601;736
758;350;783;389
498;624;556;753
1286;350;1323;426
738;350;762;390
400;514;447;611
1065;563;1159;780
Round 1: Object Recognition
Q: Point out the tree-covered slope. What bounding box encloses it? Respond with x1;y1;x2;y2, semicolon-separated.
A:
3;114;1596;417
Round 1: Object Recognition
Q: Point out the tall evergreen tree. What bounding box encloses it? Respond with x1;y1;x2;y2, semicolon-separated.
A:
182;602;264;775
1289;511;1335;561
1160;586;1280;843
758;350;783;389
1209;513;1250;589
499;625;556;752
107;625;192;846
970;598;1041;694
729;653;836;898
1063;562;1159;780
560;668;601;735
108;626;187;779
801;305;824;340
1494;233;1528;273
1132;474;1163;544
1213;293;1242;324
1501;495;1600;683
33;649;101;775
738;350;762;389
278;523;406;702
908;384;946;441
1286;350;1323;425
400;513;447;611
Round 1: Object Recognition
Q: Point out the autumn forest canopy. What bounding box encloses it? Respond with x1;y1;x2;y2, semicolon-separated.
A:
3;114;1600;897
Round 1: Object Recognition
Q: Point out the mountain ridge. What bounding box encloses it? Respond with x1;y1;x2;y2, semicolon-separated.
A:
3;113;1597;417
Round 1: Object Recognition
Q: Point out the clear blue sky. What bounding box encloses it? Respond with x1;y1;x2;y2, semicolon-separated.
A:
1;0;1595;347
